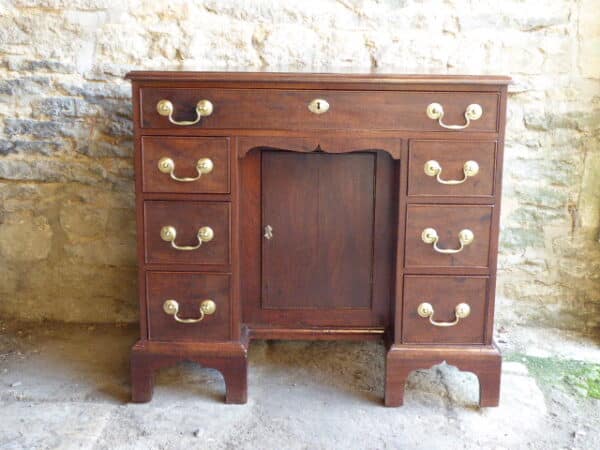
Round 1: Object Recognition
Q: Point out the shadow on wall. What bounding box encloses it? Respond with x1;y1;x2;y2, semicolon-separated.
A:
0;65;138;323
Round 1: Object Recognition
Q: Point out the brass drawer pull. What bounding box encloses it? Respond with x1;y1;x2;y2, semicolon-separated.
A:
421;228;474;254
160;226;214;251
426;103;482;130
163;299;216;324
158;157;214;182
308;98;329;114
417;302;471;327
156;99;213;126
424;160;479;185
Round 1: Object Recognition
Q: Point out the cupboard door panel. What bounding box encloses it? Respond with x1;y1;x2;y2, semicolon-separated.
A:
261;151;375;310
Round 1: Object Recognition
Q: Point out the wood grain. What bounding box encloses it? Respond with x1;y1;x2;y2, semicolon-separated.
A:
385;343;501;407
241;148;395;329
126;70;511;87
402;275;488;344
140;88;500;132
146;272;231;342
408;140;496;198
404;204;493;270
131;339;248;404
144;201;230;265
142;136;230;194
261;151;375;310
128;72;508;407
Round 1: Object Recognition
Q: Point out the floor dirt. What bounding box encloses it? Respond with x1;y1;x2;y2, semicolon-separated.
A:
0;319;598;450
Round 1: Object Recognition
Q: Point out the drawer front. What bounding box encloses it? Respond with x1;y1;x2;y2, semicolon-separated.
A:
402;275;488;344
405;205;492;269
408;141;496;198
147;272;230;341
140;88;499;132
142;137;230;194
144;201;230;265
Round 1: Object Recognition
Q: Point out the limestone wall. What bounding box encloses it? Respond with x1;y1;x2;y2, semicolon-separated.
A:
0;0;598;332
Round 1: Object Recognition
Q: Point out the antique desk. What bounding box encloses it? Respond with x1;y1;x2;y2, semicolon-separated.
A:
126;71;509;406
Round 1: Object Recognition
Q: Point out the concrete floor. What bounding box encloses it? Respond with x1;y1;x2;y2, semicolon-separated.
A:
0;321;598;450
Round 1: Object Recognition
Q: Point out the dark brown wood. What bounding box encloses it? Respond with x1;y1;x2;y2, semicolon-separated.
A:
138;127;501;141
240;148;395;329
132;75;148;341
142;136;230;194
144;201;230;265
237;136;402;159
230;139;242;342
249;326;385;341
131;339;248;404
146;272;231;341
261;151;375;310
408;140;496;198
128;71;509;407
483;85;508;345
140;88;500;132
404;204;493;270
402;275;488;344
126;70;512;86
385;343;501;407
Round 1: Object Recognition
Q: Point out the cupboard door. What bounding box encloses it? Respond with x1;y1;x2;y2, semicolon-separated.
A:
261;151;375;310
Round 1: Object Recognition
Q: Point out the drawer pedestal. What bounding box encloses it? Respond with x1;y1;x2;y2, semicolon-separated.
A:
127;71;509;407
385;343;502;407
131;339;248;404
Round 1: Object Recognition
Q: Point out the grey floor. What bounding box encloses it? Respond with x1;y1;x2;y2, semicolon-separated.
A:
0;320;599;450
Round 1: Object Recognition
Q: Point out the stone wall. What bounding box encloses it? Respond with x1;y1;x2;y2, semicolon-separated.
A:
0;0;599;332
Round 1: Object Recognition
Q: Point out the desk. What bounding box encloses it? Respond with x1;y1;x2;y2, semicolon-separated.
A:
126;71;509;407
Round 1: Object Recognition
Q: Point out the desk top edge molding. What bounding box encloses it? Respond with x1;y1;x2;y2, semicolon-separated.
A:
126;70;512;86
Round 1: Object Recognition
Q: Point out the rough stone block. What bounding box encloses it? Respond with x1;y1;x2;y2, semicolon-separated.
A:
0;213;53;262
32;97;77;118
0;77;51;96
5;119;69;139
0;140;61;156
6;57;76;73
501;227;546;250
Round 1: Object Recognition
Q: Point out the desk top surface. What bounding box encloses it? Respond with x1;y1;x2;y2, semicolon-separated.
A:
126;69;511;85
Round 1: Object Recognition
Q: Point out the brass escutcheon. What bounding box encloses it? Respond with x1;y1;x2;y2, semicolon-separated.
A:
308;98;330;114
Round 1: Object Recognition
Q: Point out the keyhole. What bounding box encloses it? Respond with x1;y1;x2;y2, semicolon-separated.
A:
309;99;328;114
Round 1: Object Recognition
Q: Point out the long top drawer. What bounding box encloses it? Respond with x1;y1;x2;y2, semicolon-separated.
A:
139;88;500;132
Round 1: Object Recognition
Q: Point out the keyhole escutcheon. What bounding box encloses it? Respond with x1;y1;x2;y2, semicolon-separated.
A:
308;98;330;115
